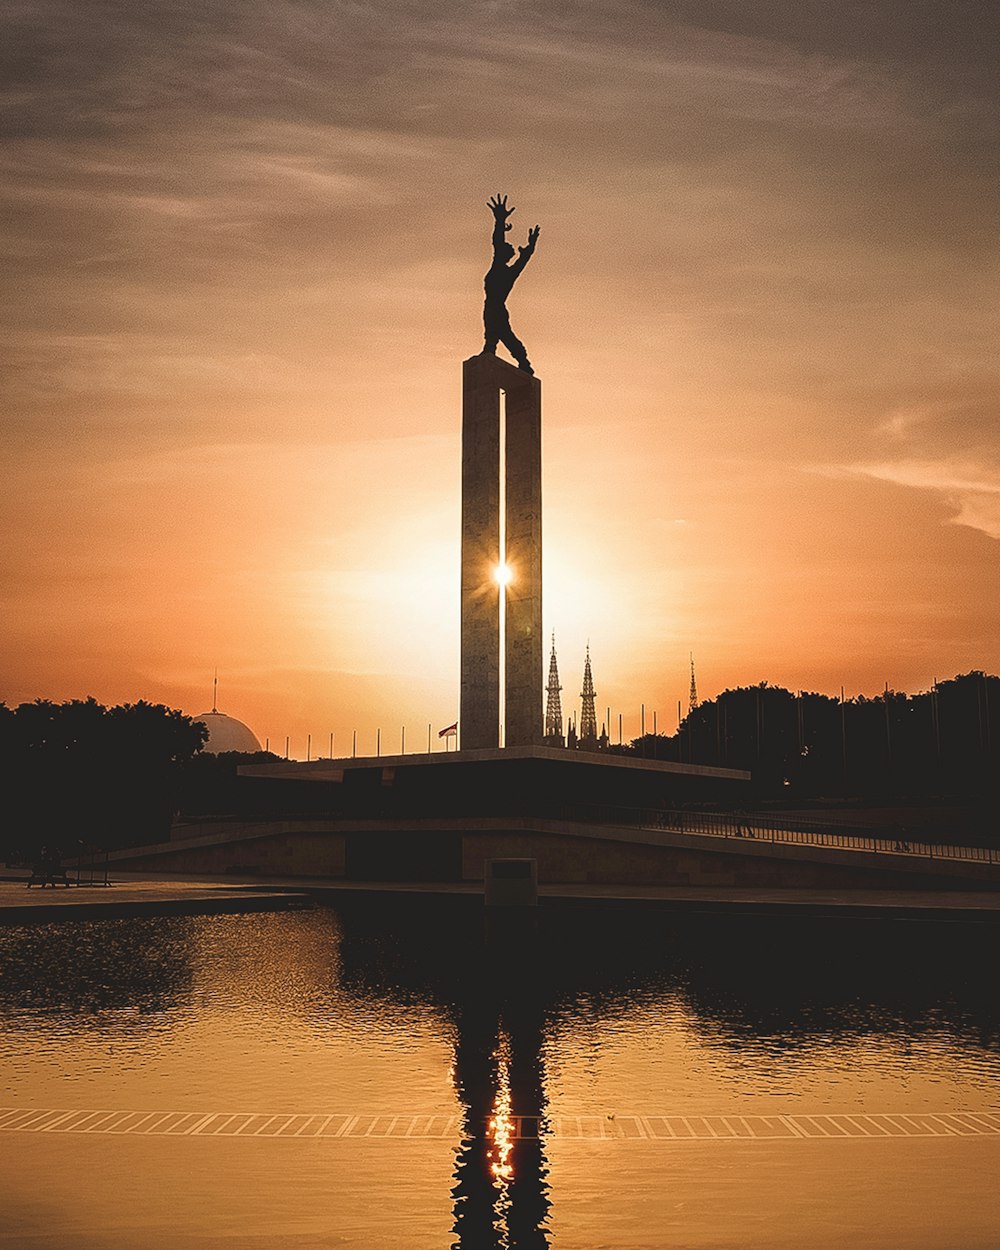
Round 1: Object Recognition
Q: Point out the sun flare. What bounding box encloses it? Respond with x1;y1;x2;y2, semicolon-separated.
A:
494;563;514;587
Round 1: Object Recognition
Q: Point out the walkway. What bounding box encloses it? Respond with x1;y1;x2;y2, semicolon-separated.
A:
3;1105;998;1142
551;803;1000;868
2;874;999;925
0;876;311;924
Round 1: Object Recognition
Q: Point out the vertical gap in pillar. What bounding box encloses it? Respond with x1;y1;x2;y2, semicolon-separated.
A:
498;387;506;748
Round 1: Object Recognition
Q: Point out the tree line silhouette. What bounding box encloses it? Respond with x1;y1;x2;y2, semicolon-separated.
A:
0;698;207;862
613;671;998;800
2;673;996;861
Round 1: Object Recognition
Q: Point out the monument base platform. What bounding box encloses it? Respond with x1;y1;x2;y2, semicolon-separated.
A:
100;750;994;891
237;745;750;815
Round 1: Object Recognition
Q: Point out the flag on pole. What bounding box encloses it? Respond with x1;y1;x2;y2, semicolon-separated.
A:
438;722;458;738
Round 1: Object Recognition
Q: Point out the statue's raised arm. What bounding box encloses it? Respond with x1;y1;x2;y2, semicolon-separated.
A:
487;193;515;255
482;193;540;375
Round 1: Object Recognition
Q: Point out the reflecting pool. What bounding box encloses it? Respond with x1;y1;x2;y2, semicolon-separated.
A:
2;897;999;1248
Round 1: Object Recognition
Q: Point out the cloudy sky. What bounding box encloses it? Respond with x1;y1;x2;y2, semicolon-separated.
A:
2;0;997;752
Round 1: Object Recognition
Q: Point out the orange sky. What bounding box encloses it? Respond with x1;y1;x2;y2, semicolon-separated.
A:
2;1;998;755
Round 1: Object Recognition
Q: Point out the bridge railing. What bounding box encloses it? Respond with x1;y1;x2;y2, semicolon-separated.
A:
168;807;998;870
541;803;999;868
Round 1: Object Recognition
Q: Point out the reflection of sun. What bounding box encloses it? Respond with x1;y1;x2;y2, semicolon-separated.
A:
487;1028;515;1244
494;563;514;587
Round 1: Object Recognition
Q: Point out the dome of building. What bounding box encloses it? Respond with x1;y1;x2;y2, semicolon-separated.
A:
195;710;262;755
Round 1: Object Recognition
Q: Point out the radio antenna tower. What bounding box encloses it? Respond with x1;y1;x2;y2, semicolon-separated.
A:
688;653;699;714
544;633;564;745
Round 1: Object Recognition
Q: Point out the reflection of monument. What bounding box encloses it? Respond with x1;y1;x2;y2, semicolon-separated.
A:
326;895;551;1248
451;932;550;1249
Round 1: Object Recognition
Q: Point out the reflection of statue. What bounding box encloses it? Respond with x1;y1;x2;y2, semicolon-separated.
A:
483;193;540;374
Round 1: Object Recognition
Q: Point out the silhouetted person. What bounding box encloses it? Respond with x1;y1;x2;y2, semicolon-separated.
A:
27;848;49;888
27;844;67;888
483;193;539;374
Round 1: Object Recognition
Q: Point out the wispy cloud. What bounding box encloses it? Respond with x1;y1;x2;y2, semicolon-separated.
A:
819;457;1000;540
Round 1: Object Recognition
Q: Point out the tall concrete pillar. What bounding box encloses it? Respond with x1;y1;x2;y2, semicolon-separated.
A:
461;355;502;749
504;371;543;748
460;354;542;750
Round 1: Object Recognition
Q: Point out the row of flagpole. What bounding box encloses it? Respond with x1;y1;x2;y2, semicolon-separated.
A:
257;705;690;760
259;674;992;764
263;722;458;762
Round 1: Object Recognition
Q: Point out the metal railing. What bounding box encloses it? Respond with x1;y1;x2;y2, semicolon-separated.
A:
542;803;999;868
165;807;999;872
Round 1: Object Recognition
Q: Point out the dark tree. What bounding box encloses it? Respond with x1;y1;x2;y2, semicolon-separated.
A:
608;673;999;811
1;699;207;863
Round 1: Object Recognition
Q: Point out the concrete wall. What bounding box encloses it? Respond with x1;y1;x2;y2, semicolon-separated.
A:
461;830;985;890
116;830;347;879
110;814;997;891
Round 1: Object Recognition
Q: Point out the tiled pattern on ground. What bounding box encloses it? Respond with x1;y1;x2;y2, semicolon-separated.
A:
1;1108;998;1141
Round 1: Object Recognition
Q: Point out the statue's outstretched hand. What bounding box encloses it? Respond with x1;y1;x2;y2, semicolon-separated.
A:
519;225;540;257
487;193;515;225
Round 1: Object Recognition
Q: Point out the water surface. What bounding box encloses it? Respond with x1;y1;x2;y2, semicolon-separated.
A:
2;897;999;1248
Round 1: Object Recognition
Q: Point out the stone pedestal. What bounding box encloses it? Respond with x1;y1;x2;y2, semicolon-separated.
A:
460;354;542;749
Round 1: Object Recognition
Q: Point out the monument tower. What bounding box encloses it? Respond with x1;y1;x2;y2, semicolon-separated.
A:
460;194;543;750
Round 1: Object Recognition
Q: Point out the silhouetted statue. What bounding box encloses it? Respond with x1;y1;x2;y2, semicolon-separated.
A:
483;193;540;374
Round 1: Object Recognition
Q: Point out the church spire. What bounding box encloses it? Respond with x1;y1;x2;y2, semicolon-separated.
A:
544;632;565;746
579;645;598;746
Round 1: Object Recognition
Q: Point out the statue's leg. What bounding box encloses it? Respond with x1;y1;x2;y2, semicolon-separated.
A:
500;324;533;374
483;308;499;354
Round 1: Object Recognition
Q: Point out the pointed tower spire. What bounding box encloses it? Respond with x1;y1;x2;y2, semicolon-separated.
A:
212;668;219;714
579;645;598;746
544;632;565;746
688;653;699;714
